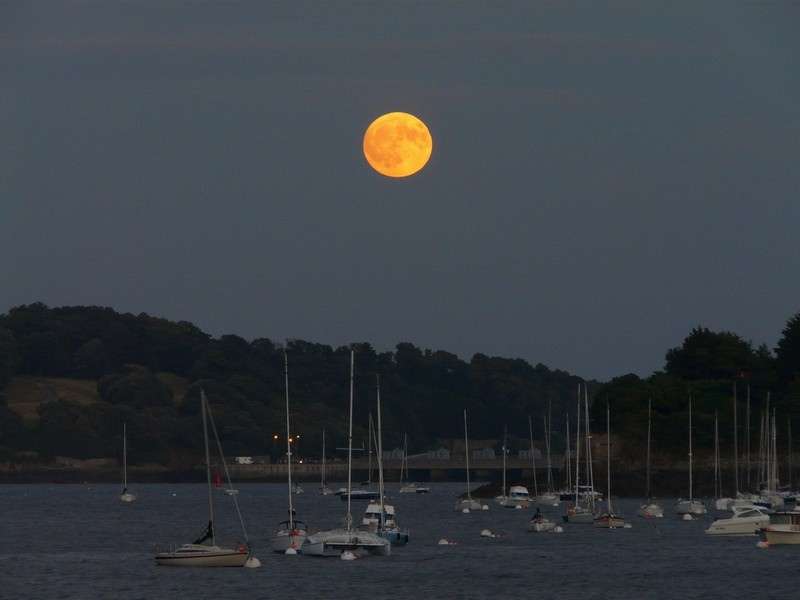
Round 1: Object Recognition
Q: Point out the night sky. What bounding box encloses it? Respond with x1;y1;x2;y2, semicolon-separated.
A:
2;2;798;379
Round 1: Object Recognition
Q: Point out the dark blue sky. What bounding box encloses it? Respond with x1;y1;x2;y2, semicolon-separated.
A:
2;2;798;379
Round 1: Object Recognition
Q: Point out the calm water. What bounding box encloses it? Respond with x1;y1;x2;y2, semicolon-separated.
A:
3;483;798;599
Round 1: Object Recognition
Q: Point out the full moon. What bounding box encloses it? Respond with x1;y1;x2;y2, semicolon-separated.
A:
362;112;433;178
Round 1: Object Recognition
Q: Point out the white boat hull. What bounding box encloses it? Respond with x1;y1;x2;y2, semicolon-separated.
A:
455;498;482;512
637;503;664;519
763;525;800;545
120;492;137;503
272;530;308;553
304;529;390;557
706;516;768;536
496;496;529;509
675;500;706;515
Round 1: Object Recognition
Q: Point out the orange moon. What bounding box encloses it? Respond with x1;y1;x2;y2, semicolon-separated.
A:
362;112;433;178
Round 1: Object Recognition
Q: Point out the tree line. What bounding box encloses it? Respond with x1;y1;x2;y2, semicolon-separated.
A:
0;303;797;467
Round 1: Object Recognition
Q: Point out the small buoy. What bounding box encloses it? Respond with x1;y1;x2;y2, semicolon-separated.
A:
285;547;298;555
438;538;451;545
552;503;559;508
553;526;564;533
171;492;177;497
623;523;633;529
682;514;693;521
244;556;261;568
756;541;769;549
340;550;357;561
481;505;489;511
514;504;523;510
462;508;470;514
656;514;663;519
480;529;494;538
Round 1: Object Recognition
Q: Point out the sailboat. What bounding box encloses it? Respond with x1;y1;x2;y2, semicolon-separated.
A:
120;422;136;503
399;434;430;494
320;429;333;495
564;385;598;523
272;350;308;553
155;390;254;567
594;403;626;528
675;395;707;517
304;351;390;557
638;398;663;518
362;376;409;545
496;426;530;508
712;411;732;510
534;406;559;506
455;409;483;512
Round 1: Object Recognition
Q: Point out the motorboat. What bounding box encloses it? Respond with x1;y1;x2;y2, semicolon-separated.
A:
498;485;531;509
362;503;409;546
272;520;308;552
706;506;770;536
759;512;800;545
155;390;254;568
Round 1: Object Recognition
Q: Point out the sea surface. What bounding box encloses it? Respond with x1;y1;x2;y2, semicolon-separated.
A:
3;483;798;599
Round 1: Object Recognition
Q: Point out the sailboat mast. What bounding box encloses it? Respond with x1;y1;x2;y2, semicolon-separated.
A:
284;350;294;528
645;398;651;499
607;402;612;515
200;389;215;546
376;375;385;528
688;395;693;503
322;429;326;488
402;434;408;484
502;426;507;499
789;418;793;490
733;382;739;495
123;422;127;490
713;410;720;499
464;409;472;499
565;413;572;492
746;385;751;490
574;386;581;505
367;413;374;486
528;415;538;497
584;387;595;509
346;350;354;531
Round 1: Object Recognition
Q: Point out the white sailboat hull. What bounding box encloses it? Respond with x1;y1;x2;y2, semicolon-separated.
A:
304;529;390;557
675;499;707;515
637;503;664;518
119;492;137;503
155;544;249;567
271;529;308;553
528;519;555;532
594;514;626;528
455;498;483;512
